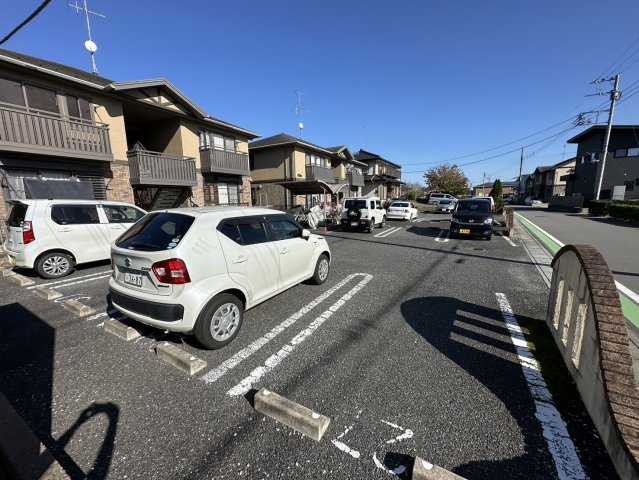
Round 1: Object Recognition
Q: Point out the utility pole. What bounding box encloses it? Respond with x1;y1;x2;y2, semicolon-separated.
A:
518;147;524;200
482;172;485;196
594;74;620;200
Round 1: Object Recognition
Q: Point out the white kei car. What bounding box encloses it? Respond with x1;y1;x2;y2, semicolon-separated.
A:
109;207;331;349
386;201;418;221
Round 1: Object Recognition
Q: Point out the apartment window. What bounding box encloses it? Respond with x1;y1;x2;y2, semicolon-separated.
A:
65;95;92;121
24;84;59;114
0;77;25;107
217;182;240;205
305;153;328;167
200;131;236;152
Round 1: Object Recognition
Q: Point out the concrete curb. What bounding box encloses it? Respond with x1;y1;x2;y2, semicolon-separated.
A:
0;393;69;479
1;269;16;277
9;274;35;287
104;319;141;341
156;342;207;375
35;287;63;301
413;457;466;480
254;387;330;442
62;299;96;317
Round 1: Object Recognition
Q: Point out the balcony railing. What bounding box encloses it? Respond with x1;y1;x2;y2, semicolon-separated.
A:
128;148;197;187
348;172;365;187
200;148;250;176
305;165;336;183
0;105;112;161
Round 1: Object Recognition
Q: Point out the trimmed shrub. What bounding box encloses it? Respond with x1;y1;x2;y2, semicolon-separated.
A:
588;200;611;216
608;203;639;222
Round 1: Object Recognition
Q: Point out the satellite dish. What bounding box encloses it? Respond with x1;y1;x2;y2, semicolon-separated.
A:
85;40;98;53
298;122;304;130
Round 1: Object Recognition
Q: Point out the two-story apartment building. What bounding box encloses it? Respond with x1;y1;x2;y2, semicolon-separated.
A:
565;125;639;201
352;149;402;199
0;48;258;227
248;133;366;210
472;181;517;197
530;158;576;202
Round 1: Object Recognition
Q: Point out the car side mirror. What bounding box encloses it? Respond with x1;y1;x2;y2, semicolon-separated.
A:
302;229;311;240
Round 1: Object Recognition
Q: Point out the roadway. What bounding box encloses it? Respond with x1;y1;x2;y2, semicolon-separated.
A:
0;213;618;479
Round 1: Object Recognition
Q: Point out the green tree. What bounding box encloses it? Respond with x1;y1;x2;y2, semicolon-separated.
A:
490;179;504;212
424;164;469;197
406;190;417;201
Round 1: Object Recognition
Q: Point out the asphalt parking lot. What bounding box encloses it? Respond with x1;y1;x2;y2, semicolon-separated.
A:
0;213;619;479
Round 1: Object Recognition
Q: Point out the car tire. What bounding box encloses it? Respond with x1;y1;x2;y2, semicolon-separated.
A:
485;234;492;241
36;251;74;279
380;216;386;228
368;219;375;233
194;293;244;350
311;253;330;285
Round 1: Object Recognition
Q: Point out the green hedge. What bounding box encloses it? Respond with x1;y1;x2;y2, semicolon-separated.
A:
588;199;639;217
608;203;639;222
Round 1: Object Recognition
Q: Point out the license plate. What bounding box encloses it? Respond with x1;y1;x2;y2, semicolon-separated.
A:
124;272;143;286
459;229;470;234
351;222;358;227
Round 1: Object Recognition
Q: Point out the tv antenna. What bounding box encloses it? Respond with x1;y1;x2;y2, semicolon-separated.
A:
295;90;309;139
68;0;105;74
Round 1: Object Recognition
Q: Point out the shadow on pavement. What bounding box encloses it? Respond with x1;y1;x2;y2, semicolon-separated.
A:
0;303;118;479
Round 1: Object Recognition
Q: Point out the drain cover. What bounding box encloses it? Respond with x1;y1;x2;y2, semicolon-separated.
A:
473;247;485;251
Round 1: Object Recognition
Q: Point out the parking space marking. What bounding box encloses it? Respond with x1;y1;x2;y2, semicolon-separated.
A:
498;233;517;247
374;227;401;238
227;274;373;396
25;270;112;290
495;293;585;480
201;273;370;385
48;274;111;289
434;229;449;243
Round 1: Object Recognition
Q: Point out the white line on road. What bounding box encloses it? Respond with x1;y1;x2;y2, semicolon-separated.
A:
434;229;449;243
200;273;371;384
86;308;120;321
227;274;373;396
374;227;401;238
26;270;112;290
498;233;517;247
495;293;585;480
48;274;112;289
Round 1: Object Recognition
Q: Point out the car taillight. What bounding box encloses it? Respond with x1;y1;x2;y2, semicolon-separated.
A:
152;258;191;284
22;221;35;244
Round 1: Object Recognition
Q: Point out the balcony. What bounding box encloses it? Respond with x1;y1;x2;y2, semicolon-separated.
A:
200;148;250;176
128;148;197;187
305;165;336;183
348;172;365;187
0;105;112;161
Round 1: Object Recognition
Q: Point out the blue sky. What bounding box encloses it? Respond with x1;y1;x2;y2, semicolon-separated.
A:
3;0;639;187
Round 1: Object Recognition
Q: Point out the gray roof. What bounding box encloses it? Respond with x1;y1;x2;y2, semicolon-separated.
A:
249;133;334;155
353;149;401;169
475;181;518;188
567;125;639;144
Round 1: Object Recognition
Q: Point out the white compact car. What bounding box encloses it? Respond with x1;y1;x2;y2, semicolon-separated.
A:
4;199;146;278
108;207;331;349
386;201;418;220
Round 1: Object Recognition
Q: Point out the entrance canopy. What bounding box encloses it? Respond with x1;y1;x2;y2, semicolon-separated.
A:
24;179;95;200
277;180;344;195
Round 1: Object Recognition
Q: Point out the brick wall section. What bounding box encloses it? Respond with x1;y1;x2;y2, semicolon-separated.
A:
106;163;134;203
552;244;639;473
192;173;206;207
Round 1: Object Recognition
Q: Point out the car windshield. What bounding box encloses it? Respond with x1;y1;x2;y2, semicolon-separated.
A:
344;200;367;209
116;212;195;250
455;201;490;213
391;202;409;207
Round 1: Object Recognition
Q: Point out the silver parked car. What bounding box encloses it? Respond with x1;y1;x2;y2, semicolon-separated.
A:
435;199;456;213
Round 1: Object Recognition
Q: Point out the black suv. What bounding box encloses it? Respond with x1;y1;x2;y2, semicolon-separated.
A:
449;199;494;240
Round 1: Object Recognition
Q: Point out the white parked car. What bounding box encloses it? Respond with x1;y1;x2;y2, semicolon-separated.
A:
109;207;331;349
428;193;457;205
4;199;146;278
525;197;542;206
340;197;386;232
387;201;418;220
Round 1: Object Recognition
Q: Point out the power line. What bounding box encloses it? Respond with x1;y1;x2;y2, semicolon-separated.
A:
593;34;639;81
0;0;53;46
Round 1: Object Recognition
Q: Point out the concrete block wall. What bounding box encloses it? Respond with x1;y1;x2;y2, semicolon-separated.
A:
547;245;639;480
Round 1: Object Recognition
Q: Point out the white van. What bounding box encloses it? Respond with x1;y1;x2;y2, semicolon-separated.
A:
4;199;146;278
428;193;457;205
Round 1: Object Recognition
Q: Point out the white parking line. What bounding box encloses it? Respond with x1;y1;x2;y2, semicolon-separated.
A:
498;233;517;247
26;270;112;290
47;274;112;289
200;273;370;385
434;229;449;243
495;293;585;479
227;274;373;396
374;227;401;238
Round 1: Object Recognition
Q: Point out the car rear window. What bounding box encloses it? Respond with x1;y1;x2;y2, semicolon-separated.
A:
391;202;409;207
6;203;28;228
344;200;367;209
116;212;195;251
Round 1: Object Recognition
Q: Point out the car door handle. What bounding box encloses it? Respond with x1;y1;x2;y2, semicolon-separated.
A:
58;227;72;232
279;248;289;255
233;255;248;264
109;225;124;230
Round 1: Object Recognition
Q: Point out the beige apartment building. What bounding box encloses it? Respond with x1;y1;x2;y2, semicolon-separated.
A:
249;133;366;210
0;49;258;229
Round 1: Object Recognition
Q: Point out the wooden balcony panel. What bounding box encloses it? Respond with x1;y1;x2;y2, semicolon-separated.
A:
200;149;250;176
128;149;197;187
305;165;336;183
0;105;113;161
